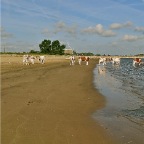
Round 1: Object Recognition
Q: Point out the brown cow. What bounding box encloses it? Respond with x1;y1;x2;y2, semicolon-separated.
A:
133;58;142;67
78;56;90;65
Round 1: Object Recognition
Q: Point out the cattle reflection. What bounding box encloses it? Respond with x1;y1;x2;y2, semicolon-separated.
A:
98;66;106;76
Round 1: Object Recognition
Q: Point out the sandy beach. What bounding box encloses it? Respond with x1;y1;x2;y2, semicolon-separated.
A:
1;54;115;144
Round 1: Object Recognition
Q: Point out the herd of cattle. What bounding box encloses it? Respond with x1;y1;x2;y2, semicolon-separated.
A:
70;56;144;67
98;57;144;67
22;54;143;67
23;55;45;65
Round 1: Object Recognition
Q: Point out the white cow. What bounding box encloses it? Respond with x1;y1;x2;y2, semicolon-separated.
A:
98;57;106;65
98;57;113;65
69;56;75;65
29;55;36;64
23;55;29;65
37;56;45;64
112;57;120;65
23;55;36;65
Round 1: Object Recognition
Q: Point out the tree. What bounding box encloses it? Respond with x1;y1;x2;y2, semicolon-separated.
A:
39;39;51;54
29;50;39;53
59;44;65;55
39;39;65;55
51;40;60;54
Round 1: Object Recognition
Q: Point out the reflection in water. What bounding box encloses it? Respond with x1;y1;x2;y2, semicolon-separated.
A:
98;65;106;75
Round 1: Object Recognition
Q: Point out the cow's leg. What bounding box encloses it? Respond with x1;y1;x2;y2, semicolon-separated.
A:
103;61;106;65
31;59;34;64
86;61;88;65
78;60;80;65
99;60;102;65
73;60;75;65
40;59;43;64
23;59;26;65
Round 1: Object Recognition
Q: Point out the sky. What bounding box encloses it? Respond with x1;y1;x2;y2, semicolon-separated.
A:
1;0;144;55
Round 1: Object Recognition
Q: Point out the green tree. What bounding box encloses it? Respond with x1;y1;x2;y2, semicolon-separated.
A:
29;50;39;53
51;40;59;54
59;44;65;55
39;39;51;54
39;39;65;55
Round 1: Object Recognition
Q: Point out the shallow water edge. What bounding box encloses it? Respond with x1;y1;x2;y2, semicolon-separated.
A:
92;59;144;144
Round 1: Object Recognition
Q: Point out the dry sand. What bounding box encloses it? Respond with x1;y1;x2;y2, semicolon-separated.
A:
1;54;115;144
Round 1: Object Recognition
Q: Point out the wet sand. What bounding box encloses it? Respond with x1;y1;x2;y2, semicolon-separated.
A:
1;54;115;144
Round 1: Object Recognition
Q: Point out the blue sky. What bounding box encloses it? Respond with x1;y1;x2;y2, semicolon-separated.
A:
1;0;144;55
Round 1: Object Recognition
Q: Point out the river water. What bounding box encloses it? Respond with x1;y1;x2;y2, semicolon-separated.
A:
93;58;144;144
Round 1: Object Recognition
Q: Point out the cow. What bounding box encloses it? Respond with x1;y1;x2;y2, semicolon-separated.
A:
98;57;113;65
133;58;143;67
78;56;90;65
29;55;36;64
112;57;120;65
37;56;45;64
98;57;107;65
23;55;29;65
23;55;36;65
69;56;75;65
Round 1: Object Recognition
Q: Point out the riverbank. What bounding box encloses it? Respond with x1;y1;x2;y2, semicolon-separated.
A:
1;55;115;144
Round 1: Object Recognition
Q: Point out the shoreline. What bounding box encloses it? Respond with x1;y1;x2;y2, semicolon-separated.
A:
1;55;115;144
93;63;144;144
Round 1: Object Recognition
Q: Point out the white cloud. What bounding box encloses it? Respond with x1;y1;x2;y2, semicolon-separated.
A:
82;24;116;37
110;23;123;29
135;26;144;32
55;21;66;29
102;30;116;37
55;21;77;35
110;21;133;29
122;34;144;41
66;25;77;35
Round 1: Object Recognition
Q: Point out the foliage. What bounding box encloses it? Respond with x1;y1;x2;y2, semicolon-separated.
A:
77;52;95;56
29;50;40;53
95;54;101;56
135;53;144;56
39;39;65;55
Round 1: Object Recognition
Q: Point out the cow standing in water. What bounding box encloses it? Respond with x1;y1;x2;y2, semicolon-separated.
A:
133;58;143;67
112;57;121;65
78;56;90;65
98;57;113;65
98;57;107;65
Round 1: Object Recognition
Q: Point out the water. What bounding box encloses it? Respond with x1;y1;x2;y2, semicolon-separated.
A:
93;58;144;144
107;58;144;99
